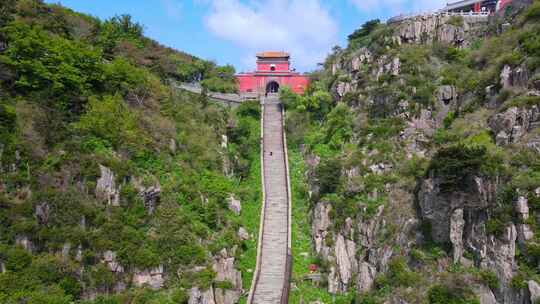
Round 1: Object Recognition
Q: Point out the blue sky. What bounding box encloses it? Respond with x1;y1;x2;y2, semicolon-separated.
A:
44;0;447;72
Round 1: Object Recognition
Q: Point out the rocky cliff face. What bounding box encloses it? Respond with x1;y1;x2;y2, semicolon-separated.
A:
295;3;540;303
393;14;489;47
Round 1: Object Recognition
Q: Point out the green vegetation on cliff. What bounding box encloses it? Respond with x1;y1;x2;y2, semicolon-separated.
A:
0;1;254;303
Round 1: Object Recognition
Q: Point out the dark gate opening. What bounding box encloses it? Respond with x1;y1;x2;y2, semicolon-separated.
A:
266;81;279;94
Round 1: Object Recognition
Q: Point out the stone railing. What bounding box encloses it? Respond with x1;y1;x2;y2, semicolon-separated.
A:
280;103;293;304
246;100;267;304
176;82;259;105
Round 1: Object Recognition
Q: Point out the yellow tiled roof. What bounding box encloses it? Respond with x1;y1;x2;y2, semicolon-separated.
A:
256;51;290;58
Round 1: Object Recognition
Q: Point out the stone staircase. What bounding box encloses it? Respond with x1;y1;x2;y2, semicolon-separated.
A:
249;95;291;304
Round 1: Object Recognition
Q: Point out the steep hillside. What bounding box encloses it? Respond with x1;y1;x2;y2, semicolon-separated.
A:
285;1;540;303
0;1;258;304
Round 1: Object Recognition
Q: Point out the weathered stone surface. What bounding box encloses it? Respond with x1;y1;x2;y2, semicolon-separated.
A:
214;288;241;304
334;234;352;289
515;196;529;221
419;176;495;244
312;201;331;256
139;185;161;215
96;165;120;206
529;280;540;303
336;81;353;97
482;224;518;303
517;224;534;246
189;287;216;304
393;14;488;47
61;243;71;260
35;202;50;225
213;249;242;290
490;105;540;145
238;227;249;240
15;235;34;252
102;250;124;273
450;208;465;264
133;265;164;290
476;284;498;304
437;85;457;105
227;195;241;215
357;262;377;293
501;64;530;90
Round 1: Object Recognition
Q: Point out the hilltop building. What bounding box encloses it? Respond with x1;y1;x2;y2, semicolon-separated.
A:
442;0;514;13
236;52;309;95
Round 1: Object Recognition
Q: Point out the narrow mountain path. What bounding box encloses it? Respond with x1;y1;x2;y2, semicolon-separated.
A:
249;95;292;304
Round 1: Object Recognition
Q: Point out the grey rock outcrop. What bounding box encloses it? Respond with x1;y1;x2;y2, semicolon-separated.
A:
213;249;242;290
450;208;465;264
489;106;540;145
133;265;164;290
96;165;120;206
15;235;34;252
500;64;530;91
312;201;332;258
227;195;241;215
357;262;377;293
189;287;216;304
102;250;124;273
393;14;488;47
35;202;50;225
476;284;498;304
139;185;161;214
238;227;249;241
529;280;540;303
334;234;353;291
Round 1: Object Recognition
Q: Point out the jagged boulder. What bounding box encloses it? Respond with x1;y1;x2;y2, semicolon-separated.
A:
500;64;530;91
212;249;242;291
96;165;120;206
227;195;241;215
237;227;249;241
489;106;540;145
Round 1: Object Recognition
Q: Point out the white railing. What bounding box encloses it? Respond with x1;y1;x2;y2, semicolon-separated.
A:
387;10;490;24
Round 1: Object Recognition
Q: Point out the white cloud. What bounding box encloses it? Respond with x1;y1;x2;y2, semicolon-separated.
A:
349;0;447;15
204;0;338;71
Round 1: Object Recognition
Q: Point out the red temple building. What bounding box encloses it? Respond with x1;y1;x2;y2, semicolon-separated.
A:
236;51;309;95
442;0;513;13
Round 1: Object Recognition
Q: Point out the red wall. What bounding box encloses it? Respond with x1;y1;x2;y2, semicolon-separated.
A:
256;62;290;72
237;74;309;94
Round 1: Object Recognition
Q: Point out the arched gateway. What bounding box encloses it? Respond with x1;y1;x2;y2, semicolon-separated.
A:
236;51;309;95
266;81;279;94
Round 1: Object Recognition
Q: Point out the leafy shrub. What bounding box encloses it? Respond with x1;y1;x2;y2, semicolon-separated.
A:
316;158;342;195
428;144;502;192
428;284;480;304
478;269;499;290
1;21;103;112
523;1;540;23
75;95;147;151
